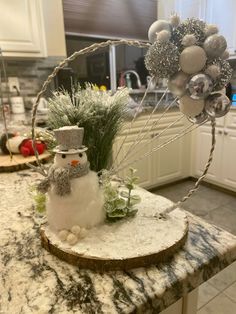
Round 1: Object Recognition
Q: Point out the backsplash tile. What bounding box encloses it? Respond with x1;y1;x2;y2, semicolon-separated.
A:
1;57;60;108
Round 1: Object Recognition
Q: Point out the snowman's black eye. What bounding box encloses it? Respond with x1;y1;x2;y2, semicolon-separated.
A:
61;154;66;159
79;153;83;158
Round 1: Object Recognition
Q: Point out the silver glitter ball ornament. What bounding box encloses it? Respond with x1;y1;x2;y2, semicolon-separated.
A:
168;71;189;97
188;110;209;124
171;18;206;49
205;93;231;118
203;34;227;58
145;41;180;78
188;74;213;99
206;58;233;91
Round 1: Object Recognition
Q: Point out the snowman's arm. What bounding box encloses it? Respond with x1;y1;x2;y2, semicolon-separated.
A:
54;168;71;196
37;178;50;194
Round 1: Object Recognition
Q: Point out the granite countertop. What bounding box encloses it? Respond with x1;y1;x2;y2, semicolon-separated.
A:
1;169;236;314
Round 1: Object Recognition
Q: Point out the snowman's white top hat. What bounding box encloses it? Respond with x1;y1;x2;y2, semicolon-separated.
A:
53;126;88;154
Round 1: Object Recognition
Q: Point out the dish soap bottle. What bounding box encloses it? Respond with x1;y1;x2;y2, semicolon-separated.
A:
125;73;132;89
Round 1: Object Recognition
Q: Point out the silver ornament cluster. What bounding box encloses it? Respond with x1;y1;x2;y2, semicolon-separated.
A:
171;18;206;49
206;58;233;91
145;41;180;78
146;14;233;123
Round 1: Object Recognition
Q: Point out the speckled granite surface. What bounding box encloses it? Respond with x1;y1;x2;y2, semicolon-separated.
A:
1;169;236;314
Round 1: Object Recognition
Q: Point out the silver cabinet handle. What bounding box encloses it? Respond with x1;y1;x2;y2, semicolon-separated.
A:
224;131;228;135
218;130;223;135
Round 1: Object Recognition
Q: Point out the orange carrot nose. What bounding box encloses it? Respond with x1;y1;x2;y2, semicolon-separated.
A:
71;160;79;167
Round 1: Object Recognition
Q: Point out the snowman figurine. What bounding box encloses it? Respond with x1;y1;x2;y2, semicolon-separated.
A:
38;126;105;245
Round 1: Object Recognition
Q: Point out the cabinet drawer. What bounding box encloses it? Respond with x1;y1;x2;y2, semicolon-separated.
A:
120;111;186;135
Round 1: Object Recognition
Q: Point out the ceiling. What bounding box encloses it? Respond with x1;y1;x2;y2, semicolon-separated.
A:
63;0;157;40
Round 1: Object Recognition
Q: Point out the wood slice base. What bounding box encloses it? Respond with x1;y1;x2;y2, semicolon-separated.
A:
0;151;51;172
40;190;189;271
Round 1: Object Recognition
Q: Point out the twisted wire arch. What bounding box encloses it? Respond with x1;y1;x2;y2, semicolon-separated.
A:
31;39;216;211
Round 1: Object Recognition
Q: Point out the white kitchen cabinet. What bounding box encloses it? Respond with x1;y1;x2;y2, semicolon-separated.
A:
0;0;45;57
152;129;185;185
221;128;236;188
0;0;66;58
113;111;190;189
193;110;236;191
113;133;153;188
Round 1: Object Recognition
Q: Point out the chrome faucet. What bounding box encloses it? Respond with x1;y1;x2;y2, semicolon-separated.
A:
121;70;142;89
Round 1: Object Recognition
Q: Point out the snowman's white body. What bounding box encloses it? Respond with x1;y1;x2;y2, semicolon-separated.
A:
47;151;105;231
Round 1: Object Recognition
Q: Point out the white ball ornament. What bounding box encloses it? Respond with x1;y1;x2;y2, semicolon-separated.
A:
179;95;205;117
205;24;219;37
203;34;227;58
67;233;78;245
148;20;171;43
71;225;81;236
156;30;171;42
58;230;69;242
205;65;221;79
180;46;207;74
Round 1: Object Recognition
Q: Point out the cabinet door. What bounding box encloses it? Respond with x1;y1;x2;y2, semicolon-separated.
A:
0;0;45;56
113;134;153;188
152;129;185;185
225;110;236;129
194;126;223;182
221;129;236;188
205;0;236;54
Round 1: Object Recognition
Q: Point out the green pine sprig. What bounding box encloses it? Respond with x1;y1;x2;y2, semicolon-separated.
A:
47;84;129;172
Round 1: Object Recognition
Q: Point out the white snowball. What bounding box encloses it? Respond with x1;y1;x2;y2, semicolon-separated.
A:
148;20;171;43
67;233;78;245
58;230;69;241
180;46;207;74
71;225;81;235
156;30;171;42
179;95;205;117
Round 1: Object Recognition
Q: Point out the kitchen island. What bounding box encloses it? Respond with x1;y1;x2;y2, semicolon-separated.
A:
1;169;236;313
